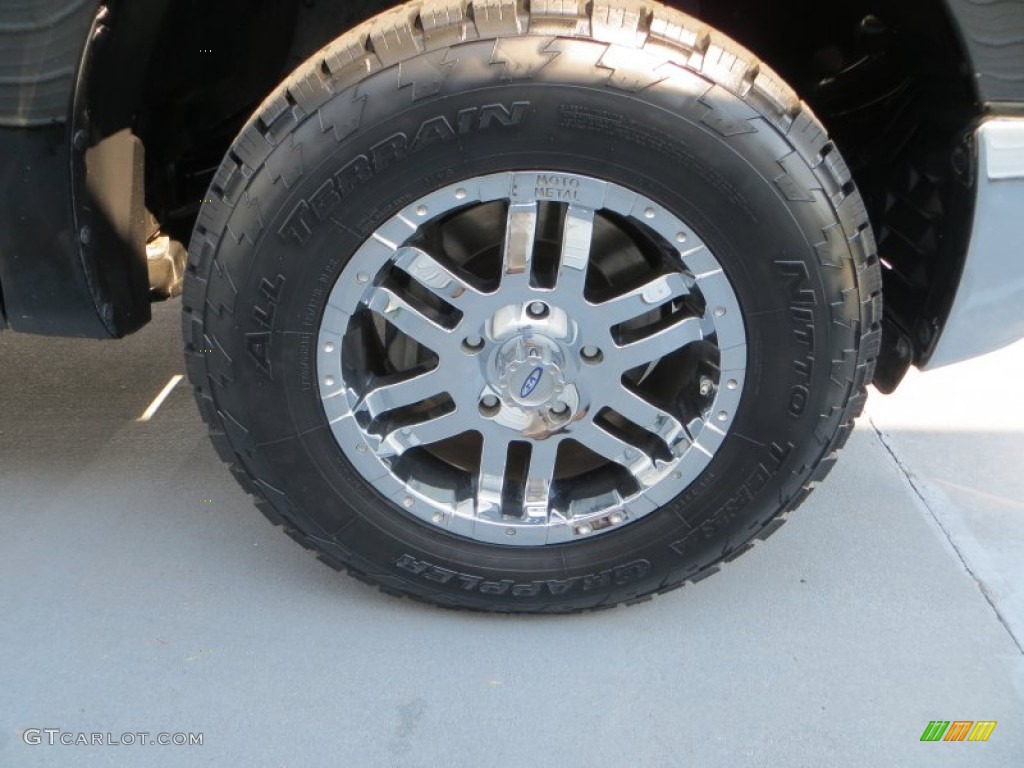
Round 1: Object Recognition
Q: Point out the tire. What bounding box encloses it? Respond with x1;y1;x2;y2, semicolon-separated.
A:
182;0;882;613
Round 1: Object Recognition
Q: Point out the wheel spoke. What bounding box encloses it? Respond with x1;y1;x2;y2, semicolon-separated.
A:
501;202;538;290
364;285;454;355
596;273;692;326
379;409;470;457
556;205;594;294
476;438;511;519
606;388;691;454
357;369;445;421
523;439;559;521
393;246;483;310
576;421;657;488
613;316;703;372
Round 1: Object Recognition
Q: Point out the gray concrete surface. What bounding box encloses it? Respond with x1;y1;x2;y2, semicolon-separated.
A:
1;301;1022;768
866;344;1024;651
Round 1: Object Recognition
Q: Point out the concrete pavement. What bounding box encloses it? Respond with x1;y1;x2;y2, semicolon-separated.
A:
1;301;1021;767
866;342;1024;652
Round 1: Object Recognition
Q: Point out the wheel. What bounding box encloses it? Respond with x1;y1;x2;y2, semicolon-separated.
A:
183;0;882;612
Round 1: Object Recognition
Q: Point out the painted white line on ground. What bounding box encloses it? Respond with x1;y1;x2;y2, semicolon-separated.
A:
137;375;184;423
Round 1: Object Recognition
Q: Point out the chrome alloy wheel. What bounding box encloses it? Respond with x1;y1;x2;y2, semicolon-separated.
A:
317;172;747;546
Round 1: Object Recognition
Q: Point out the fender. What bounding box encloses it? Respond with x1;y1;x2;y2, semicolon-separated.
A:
943;0;1024;107
68;1;174;337
0;0;171;337
0;0;297;337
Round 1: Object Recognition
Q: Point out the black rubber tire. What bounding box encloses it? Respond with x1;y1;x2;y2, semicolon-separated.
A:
182;0;882;613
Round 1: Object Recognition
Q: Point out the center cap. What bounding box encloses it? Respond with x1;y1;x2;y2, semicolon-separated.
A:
495;334;566;407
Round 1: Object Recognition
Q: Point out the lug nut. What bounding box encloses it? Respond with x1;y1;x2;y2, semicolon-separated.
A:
581;346;603;364
527;302;549;319
549;402;571;421
479;395;501;417
462;336;485;354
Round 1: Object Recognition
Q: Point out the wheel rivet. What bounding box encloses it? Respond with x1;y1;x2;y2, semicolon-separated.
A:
324;376;335;387
403;497;415;508
505;528;516;536
644;208;656;219
727;379;738;390
672;471;682;480
610;513;624;525
432;513;443;523
576;524;593;535
714;306;727;318
323;342;335;353
676;232;688;243
455;188;467;200
416;205;428;217
356;443;368;454
718;411;729;422
357;273;370;284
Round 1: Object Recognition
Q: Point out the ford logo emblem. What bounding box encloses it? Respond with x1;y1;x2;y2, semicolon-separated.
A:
520;367;544;398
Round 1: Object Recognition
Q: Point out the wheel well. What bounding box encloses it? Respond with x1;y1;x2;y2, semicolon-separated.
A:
125;0;980;386
701;1;981;387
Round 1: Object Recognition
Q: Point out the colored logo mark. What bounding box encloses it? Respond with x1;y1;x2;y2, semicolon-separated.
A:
520;367;544;398
920;721;996;742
